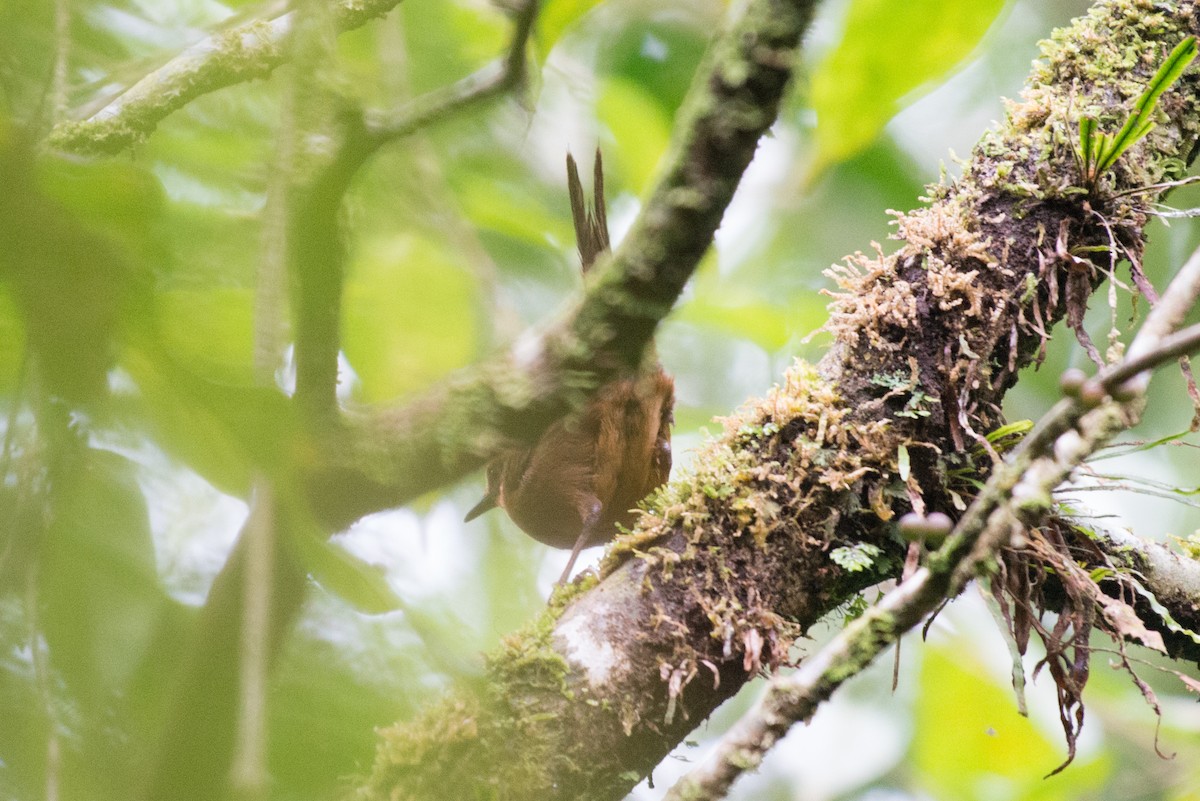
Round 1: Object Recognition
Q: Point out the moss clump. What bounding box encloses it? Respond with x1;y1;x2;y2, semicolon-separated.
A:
987;0;1199;198
596;360;905;702
358;598;591;800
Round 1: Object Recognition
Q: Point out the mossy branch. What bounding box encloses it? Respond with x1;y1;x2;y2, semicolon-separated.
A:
355;2;1200;798
46;0;407;155
301;0;817;528
664;237;1200;801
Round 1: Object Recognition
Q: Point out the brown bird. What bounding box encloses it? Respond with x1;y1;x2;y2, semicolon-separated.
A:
465;149;675;584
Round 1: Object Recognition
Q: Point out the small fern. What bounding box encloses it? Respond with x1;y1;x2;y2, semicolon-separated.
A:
1076;35;1197;189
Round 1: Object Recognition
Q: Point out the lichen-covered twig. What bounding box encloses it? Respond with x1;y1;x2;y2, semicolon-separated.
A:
47;0;406;155
662;240;1200;801
362;0;536;144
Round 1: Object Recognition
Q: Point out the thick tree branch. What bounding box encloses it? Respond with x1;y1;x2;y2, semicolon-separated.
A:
355;3;1200;799
46;0;407;155
303;0;815;527
664;238;1200;801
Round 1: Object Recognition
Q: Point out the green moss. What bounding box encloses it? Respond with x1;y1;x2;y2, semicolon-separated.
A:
357;585;598;800
825;612;900;684
986;0;1198;199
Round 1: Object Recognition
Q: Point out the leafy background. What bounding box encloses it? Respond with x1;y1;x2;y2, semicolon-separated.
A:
1;0;1199;799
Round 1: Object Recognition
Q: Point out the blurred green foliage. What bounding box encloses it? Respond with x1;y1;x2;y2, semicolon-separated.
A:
0;1;1197;800
809;0;1009;174
913;645;1110;800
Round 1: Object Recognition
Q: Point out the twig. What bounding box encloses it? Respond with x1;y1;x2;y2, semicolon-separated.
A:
363;0;536;144
229;482;275;801
290;0;539;420
1109;241;1200;391
47;0;407;154
228;11;303;791
662;243;1200;801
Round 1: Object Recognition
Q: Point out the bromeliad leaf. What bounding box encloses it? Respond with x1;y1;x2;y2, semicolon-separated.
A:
1077;35;1198;188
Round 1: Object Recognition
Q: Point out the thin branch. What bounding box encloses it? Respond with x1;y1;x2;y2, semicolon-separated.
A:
290;0;539;420
229;483;274;801
46;0;407;155
1107;236;1200;392
228;11;302;789
363;0;536;143
663;240;1200;801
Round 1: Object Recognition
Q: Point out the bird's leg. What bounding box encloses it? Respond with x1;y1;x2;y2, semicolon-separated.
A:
558;498;603;585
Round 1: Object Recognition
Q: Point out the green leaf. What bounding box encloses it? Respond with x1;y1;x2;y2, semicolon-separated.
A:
597;77;672;195
676;296;796;353
0;289;25;391
289;523;405;615
1090;428;1194;461
600;14;710;115
537;0;606;59
914;646;1111;799
455;167;567;250
40;448;169;703
156;288;257;384
830;542;882;573
0;132;156;404
1084;35;1198;178
1102;35;1199;173
269;630;413;798
986;419;1033;443
401;0;507;96
35;152;166;267
124;347;293;496
1078;115;1096;172
342;235;478;403
810;0;1006;172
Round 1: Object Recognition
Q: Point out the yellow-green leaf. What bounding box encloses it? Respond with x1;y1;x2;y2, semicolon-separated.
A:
537;0;606;59
156;288;257;385
810;0;1006;173
290;524;405;615
597;77;672;195
914;645;1110;800
342;235;478;403
676;297;796;353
